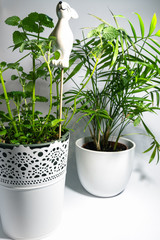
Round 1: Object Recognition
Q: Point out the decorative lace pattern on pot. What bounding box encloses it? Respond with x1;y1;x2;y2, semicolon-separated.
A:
0;136;69;187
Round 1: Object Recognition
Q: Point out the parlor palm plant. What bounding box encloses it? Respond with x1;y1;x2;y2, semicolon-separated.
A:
66;12;160;163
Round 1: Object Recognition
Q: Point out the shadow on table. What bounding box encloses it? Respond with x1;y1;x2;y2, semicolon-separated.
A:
65;127;93;198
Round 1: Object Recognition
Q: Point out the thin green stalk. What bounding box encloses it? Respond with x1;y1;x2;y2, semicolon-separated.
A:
22;84;28;110
45;50;53;121
38;42;53;137
65;58;100;127
27;33;47;40
2;53;30;72
0;71;18;134
14;100;22;132
59;69;64;139
82;32;97;95
32;55;36;127
113;120;130;151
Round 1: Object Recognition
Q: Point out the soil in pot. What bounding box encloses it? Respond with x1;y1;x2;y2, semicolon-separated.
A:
82;141;127;152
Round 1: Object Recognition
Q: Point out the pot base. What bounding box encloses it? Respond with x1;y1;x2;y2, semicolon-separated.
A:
0;177;65;240
82;184;125;198
2;228;56;240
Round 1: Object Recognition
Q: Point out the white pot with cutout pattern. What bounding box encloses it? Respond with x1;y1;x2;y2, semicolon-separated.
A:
0;131;69;240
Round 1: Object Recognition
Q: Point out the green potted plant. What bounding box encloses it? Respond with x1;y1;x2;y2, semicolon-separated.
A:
66;12;160;197
0;12;74;239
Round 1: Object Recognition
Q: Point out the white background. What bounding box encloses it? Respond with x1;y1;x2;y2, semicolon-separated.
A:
0;0;160;239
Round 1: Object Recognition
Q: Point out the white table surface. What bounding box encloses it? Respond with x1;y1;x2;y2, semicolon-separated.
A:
0;151;160;240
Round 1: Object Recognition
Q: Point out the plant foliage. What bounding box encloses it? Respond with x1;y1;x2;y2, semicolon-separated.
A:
0;12;71;145
66;12;160;163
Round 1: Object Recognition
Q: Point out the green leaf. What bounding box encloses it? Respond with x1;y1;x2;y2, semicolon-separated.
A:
135;13;145;38
149;146;156;163
156;91;160;107
5;16;20;26
89;14;111;26
37;69;47;78
0;129;7;136
29;12;39;21
21;12;54;34
87;29;99;38
84;115;95;132
110;37;119;67
25;81;33;92
65;62;83;81
35;95;48;102
134;116;141;126
0;61;7;69
155;29;160;37
102;26;119;41
97;23;105;33
13;31;26;45
10;139;20;144
51;119;63;127
19;42;27;53
143;144;154;153
7;62;20;69
145;41;160;55
69;56;78;67
22;16;39;33
131;85;156;93
114;15;126;18
128;20;137;42
142;119;155;138
38;13;54;28
54;51;60;60
149;13;157;36
128;97;151;102
11;75;18;80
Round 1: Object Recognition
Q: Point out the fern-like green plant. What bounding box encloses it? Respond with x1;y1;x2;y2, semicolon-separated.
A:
65;12;160;163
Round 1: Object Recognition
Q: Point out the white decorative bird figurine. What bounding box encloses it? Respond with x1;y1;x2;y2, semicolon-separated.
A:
50;1;78;68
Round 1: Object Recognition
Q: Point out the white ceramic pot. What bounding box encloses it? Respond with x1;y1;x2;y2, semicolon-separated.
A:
0;132;69;240
76;136;135;197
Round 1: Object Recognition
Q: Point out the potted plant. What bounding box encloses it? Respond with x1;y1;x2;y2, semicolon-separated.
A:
0;12;74;239
66;12;160;197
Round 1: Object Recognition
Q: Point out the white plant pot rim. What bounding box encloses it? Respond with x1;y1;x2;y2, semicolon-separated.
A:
76;135;136;153
0;131;69;148
0;131;70;188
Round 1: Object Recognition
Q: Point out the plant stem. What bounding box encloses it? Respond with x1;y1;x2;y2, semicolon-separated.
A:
59;68;64;139
38;42;53;137
65;58;100;127
32;55;36;127
45;47;53;122
104;127;111;149
0;71;18;134
27;33;47;40
97;129;101;150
